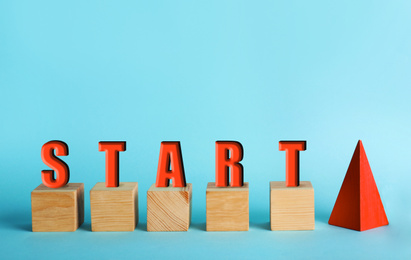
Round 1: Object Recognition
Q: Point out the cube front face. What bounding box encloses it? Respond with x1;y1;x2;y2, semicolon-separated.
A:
270;181;314;231
31;183;84;232
206;182;249;231
147;183;192;232
90;182;138;232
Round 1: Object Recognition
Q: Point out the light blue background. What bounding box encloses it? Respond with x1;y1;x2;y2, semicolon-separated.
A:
1;1;410;259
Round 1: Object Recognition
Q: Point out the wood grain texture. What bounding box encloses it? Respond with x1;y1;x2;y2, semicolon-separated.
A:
90;182;138;232
31;183;84;232
206;182;249;231
147;183;192;232
270;181;314;231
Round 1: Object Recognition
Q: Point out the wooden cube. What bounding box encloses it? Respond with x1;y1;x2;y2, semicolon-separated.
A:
147;183;192;232
90;182;138;232
270;181;315;231
206;182;249;231
31;183;84;232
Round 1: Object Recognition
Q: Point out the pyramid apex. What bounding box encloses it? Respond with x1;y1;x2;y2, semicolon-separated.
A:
355;140;365;155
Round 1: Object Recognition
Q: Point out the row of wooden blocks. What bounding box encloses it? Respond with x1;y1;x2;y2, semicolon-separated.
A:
31;181;314;232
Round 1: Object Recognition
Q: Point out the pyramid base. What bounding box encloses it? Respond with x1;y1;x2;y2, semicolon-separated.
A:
329;220;388;232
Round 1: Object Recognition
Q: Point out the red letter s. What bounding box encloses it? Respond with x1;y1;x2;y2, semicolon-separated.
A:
41;140;70;188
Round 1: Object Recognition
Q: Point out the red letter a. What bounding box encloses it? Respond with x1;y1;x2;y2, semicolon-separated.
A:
155;142;186;187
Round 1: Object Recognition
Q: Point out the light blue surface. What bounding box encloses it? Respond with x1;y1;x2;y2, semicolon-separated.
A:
1;1;410;259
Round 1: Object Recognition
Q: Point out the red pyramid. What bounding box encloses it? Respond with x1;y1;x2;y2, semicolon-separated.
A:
328;140;388;231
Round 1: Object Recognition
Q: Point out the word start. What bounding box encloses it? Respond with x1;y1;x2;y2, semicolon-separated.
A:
40;140;304;189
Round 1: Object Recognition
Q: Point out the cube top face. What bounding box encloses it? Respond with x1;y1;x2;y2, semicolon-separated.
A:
206;182;249;231
90;182;138;232
147;183;192;232
32;183;84;193
270;181;314;231
206;182;249;191
148;183;192;193
270;181;313;190
31;183;84;232
91;182;138;192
